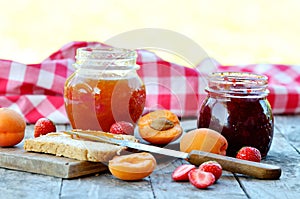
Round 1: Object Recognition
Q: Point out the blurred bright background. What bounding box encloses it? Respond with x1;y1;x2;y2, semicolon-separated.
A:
0;0;299;65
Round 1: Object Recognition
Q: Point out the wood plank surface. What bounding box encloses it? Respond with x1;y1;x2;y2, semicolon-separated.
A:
150;159;248;199
274;115;300;150
0;168;62;199
0;115;299;199
60;173;154;198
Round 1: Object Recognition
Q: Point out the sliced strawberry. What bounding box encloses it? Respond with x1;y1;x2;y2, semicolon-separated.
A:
199;161;222;181
172;164;196;181
34;118;56;138
236;146;261;162
109;121;134;135
188;169;215;189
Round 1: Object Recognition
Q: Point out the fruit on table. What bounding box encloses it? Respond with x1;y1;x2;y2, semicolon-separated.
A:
180;128;228;155
108;152;157;181
0;108;26;147
236;146;262;162
188;169;215;189
199;161;222;181
172;164;196;181
34;118;57;138
172;161;222;189
138;110;183;145
109;121;134;135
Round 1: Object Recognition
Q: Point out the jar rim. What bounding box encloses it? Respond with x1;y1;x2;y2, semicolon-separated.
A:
206;71;269;98
210;71;268;81
76;47;137;60
74;47;138;70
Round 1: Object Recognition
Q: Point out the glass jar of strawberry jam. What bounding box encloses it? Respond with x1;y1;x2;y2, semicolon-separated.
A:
64;47;146;132
197;72;274;158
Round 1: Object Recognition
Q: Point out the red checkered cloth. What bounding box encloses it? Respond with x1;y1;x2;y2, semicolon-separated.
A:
1;41;299;124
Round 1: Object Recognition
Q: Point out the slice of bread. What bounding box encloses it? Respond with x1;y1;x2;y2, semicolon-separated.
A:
24;131;138;162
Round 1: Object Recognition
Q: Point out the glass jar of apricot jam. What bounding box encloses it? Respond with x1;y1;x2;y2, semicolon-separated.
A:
64;47;146;132
197;72;274;158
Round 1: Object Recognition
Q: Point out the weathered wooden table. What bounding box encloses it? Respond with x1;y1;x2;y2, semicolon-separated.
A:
0;115;299;199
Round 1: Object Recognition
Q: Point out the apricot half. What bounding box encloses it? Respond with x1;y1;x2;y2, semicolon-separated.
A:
108;152;157;181
0;108;26;147
180;128;228;155
138;110;183;145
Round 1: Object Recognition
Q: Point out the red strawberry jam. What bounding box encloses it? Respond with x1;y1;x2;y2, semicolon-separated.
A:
197;72;274;158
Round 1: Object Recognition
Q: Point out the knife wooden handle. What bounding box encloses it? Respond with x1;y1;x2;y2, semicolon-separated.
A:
188;150;281;180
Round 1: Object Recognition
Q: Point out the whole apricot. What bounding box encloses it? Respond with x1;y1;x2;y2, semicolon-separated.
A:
138;110;183;145
180;128;228;155
108;152;156;181
0;108;26;147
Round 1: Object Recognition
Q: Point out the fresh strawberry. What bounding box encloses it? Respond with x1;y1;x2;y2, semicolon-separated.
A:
172;164;196;181
188;169;215;189
109;121;134;135
199;161;222;181
236;146;261;162
34;118;56;138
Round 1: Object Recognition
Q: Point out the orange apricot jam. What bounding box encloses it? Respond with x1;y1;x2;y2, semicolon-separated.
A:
64;47;146;132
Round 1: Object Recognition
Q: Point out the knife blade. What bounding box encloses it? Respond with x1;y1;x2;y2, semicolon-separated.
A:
63;130;281;180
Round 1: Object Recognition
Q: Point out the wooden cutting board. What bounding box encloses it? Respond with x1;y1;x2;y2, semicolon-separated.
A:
0;144;108;179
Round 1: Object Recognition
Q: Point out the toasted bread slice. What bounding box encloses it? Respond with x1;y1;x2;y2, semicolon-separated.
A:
24;131;138;162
